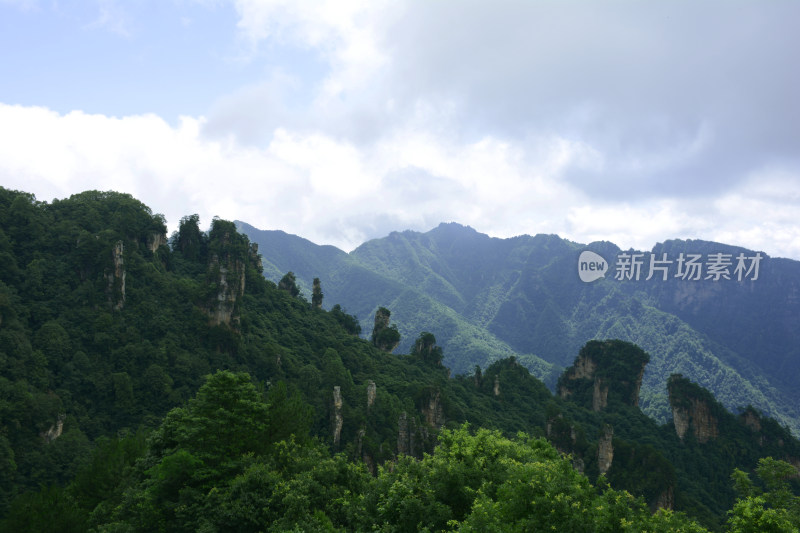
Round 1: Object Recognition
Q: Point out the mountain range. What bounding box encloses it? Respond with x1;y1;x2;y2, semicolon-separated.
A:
2;187;798;530
238;221;800;435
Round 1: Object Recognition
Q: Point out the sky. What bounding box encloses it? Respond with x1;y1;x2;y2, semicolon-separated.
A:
1;0;799;259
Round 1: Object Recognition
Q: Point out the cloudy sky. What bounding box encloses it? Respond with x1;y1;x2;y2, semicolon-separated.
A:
1;1;798;258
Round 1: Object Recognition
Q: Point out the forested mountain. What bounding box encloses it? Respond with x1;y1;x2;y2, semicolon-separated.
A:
238;223;555;382
1;187;799;531
238;221;800;436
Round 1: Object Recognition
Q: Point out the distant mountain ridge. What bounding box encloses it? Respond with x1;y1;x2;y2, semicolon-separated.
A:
1;186;797;529
237;221;800;435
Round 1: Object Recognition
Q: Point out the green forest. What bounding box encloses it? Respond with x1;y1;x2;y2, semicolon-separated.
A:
1;187;799;532
237;221;800;437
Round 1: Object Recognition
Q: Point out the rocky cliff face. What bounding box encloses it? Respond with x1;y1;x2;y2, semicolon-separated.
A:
367;380;376;408
40;413;66;443
397;411;411;456
571;354;597;379
249;242;262;271
208;255;245;326
206;230;254;327
396;391;442;458
106;240;126;310
741;408;762;432
332;386;343;447
738;408;800;466
597;425;613;475
652;486;675;512
422;389;445;429
671;397;719;443
558;340;648;411
592;379;608;412
668;375;720;443
147;230;167;253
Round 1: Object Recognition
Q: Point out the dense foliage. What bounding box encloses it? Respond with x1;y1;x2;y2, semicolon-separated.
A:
238;221;800;435
1;372;708;532
1;188;798;531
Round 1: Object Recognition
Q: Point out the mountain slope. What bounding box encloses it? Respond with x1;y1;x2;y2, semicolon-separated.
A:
239;221;800;434
2;188;798;530
237;221;555;381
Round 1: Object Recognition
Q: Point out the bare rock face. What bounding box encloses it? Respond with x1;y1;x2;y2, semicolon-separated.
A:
332;386;343;447
672;406;690;441
690;399;719;443
597;425;614;475
367;380;376;408
40;413;66;443
208;258;244;326
668;376;720;443
396;411;435;458
741;408;762;432
558;340;649;410
207;233;247;327
147;231;167;253
106;241;126;310
652;486;675;512
249;243;262;271
671;399;719;443
355;428;365;458
571;354;597;380
423;389;445;429
204;227;261;327
632;365;645;408
493;375;500;396
397;411;410;456
592;378;608;412
672;281;724;310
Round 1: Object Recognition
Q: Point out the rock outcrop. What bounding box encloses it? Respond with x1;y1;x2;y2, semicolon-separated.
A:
422;389;445;429
40;413;66;443
397;410;437;458
106;240;126;310
147;230;167;253
371;307;400;352
206;227;253;327
208;254;245;326
332;386;343;447
592;378;608;412
249;242;262;271
397;411;411;456
558;340;649;411
741;408;762;432
668;374;720;443
367;380;376;408
597;425;614;475
652;486;675;512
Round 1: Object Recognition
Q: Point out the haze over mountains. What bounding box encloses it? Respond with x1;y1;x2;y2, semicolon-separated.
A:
3;188;798;529
238;221;800;435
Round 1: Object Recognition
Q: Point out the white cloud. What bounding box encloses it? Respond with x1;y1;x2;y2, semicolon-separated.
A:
0;0;38;10
84;0;133;37
711;170;800;259
1;2;799;260
1;100;798;259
